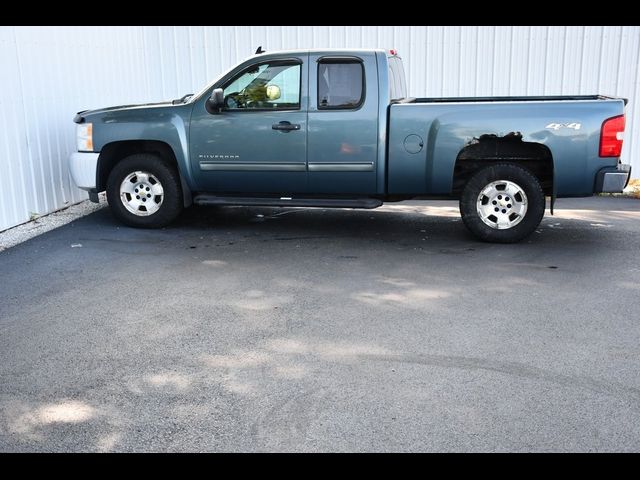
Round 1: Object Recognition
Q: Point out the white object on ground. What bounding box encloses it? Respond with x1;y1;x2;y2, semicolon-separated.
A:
0;194;105;252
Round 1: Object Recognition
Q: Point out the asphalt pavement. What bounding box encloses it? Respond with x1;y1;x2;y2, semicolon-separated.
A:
1;197;639;452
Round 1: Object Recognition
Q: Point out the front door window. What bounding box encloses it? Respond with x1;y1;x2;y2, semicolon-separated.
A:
223;61;301;111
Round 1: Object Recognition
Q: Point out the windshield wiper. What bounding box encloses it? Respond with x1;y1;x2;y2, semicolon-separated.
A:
172;93;193;105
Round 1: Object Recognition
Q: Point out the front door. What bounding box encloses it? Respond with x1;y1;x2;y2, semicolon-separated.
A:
189;55;308;194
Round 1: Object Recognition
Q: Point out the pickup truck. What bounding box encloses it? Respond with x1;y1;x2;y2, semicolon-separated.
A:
70;48;631;243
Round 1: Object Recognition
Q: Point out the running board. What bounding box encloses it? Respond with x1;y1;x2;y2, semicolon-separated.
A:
193;195;383;209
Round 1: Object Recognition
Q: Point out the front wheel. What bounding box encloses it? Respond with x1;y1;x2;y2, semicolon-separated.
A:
459;163;545;243
106;154;183;228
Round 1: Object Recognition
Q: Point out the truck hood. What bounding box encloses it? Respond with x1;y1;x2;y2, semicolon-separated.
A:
73;100;175;123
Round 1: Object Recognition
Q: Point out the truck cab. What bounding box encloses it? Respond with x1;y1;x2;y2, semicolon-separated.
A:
190;50;384;195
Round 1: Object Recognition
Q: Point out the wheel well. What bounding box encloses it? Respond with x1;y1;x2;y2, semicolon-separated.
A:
97;140;179;192
452;133;554;196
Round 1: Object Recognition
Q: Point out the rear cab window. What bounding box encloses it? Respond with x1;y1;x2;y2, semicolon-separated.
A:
388;55;407;101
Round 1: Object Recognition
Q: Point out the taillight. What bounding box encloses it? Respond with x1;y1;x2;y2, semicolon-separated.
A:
599;115;625;157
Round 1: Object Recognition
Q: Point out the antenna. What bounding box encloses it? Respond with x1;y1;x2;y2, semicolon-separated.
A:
255;46;265;54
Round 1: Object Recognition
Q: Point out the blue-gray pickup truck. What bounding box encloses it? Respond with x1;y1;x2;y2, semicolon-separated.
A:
69;48;631;243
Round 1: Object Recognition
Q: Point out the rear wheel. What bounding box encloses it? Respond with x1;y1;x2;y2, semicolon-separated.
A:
106;154;183;228
459;163;545;243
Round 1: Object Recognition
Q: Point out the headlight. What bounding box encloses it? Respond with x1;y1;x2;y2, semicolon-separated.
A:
76;123;93;152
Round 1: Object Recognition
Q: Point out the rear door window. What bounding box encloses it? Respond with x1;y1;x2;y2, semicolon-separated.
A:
317;60;364;109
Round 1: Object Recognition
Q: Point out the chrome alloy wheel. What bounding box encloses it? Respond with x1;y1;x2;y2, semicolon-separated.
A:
476;180;528;230
119;171;164;216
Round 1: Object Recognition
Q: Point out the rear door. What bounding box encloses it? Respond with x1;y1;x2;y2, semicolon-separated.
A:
307;53;379;194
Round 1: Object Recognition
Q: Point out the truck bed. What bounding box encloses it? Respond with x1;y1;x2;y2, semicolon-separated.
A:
387;96;626;197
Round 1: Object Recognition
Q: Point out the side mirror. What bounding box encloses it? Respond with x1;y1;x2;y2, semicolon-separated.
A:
265;84;281;101
205;88;224;114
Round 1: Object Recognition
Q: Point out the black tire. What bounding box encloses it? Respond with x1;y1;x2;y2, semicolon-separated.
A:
459;163;545;243
106;153;183;228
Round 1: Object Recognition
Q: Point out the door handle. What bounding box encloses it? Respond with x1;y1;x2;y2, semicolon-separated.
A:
272;121;301;132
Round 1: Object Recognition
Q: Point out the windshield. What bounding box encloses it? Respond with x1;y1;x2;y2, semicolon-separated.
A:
189;60;246;102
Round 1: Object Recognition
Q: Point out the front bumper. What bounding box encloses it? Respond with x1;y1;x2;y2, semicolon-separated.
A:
595;163;632;193
69;152;99;191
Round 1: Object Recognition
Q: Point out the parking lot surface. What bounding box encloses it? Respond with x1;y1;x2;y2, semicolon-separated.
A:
1;197;639;452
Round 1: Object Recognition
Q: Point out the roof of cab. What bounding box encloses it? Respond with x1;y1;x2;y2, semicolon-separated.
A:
242;48;392;62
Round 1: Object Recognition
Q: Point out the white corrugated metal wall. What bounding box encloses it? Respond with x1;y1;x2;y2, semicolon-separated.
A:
1;25;638;232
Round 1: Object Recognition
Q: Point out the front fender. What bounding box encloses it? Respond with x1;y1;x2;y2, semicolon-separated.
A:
88;104;195;190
